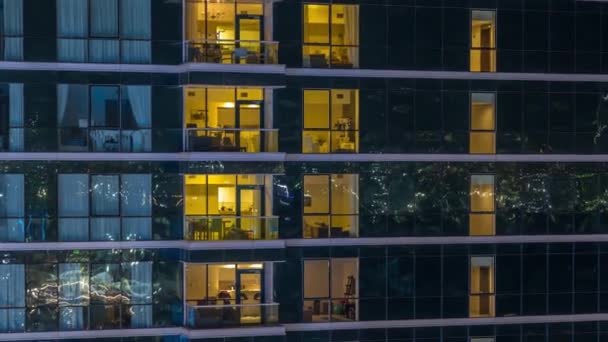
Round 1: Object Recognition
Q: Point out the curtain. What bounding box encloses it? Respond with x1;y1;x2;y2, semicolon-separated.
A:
0;264;25;332
90;0;117;37
57;0;88;62
121;174;151;216
9;84;23;151
89;39;119;63
124;261;152;328
0;174;24;242
59;264;88;330
343;5;359;67
58;39;87;62
91;217;119;241
120;0;151;39
122;217;151;241
91;175;119;216
58;218;88;241
58;174;89;241
125;86;151;151
3;0;23;61
58;174;89;216
0;174;24;217
121;40;151;64
57;85;69;125
121;174;151;240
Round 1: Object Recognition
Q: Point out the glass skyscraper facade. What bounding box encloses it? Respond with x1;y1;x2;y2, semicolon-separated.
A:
0;0;607;341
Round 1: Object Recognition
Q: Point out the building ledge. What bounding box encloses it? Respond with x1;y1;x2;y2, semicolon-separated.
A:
283;313;608;331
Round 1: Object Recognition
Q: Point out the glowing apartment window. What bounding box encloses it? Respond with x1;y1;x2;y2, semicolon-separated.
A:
303;258;358;322
470;92;496;154
470;10;496;72
184;87;271;152
469;256;495;318
303;174;359;238
303;4;359;68
184;174;276;240
303;89;359;153
469;175;495;236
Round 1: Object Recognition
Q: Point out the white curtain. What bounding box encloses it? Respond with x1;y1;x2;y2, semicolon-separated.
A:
58;218;88;241
125;86;151;151
57;85;69;125
122;217;151;240
58;174;89;241
121;40;151;64
0;264;25;332
58;174;89;217
120;0;151;39
89;39;119;63
343;5;359;67
57;0;88;62
3;0;23;61
90;0;117;37
0;174;23;217
121;174;151;240
0;174;24;242
91;175;119;216
120;174;151;216
91;217;120;241
124;261;152;328
59;264;88;330
9;84;23;151
58;39;87;62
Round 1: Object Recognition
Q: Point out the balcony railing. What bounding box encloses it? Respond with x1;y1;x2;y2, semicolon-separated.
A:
186;128;278;153
185;39;279;64
186;303;279;329
186;216;279;241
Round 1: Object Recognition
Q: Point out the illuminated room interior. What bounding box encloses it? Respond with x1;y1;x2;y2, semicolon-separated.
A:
303;174;359;238
303;4;359;68
469;256;495;317
470;92;496;154
184;174;273;240
470;10;496;72
184;87;265;152
185;262;273;325
303;89;359;153
303;258;358;322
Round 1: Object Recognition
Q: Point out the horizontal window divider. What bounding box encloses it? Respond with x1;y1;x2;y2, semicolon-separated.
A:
6;152;608;163
0;152;287;162
0;61;287;75
282;313;608;332
0;239;286;251
0;326;286;341
5;235;608;250
285;234;608;246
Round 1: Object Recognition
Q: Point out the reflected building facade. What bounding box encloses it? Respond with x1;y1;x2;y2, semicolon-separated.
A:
0;0;607;341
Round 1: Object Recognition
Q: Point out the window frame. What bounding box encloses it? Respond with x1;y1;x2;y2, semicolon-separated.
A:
302;173;359;238
469;91;497;154
302;258;359;322
469;173;496;236
302;3;359;68
57;84;152;152
469;9;497;72
57;173;152;241
302;88;359;154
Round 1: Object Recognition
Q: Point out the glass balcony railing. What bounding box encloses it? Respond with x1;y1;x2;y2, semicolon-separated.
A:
185;40;279;64
186;303;279;329
186;128;278;153
303;45;359;68
185;216;279;241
